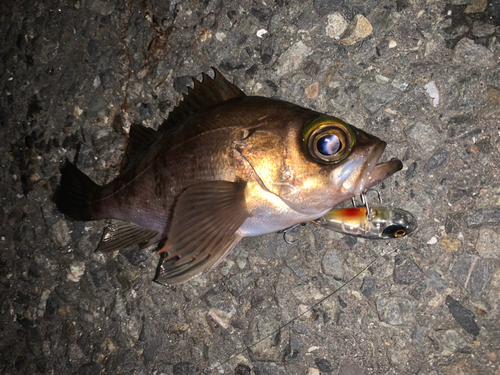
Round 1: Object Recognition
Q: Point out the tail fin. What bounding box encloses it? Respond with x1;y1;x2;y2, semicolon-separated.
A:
52;161;100;221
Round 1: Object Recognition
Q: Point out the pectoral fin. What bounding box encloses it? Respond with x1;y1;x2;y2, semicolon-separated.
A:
155;181;250;285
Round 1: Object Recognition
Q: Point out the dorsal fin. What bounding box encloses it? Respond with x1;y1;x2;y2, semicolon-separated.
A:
121;123;158;171
158;67;246;133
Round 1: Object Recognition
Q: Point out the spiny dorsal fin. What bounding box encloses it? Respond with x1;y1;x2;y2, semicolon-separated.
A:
121;123;158;171
158;67;246;133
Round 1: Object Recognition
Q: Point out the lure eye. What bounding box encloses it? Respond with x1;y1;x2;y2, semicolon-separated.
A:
394;229;406;237
303;116;356;164
382;225;407;238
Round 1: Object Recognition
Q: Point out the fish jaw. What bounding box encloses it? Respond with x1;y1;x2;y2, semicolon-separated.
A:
332;140;402;197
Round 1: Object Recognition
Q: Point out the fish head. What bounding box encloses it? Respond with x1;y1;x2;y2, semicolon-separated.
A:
238;111;402;216
282;115;402;214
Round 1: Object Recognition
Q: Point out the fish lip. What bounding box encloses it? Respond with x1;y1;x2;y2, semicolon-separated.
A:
346;142;403;196
364;152;403;191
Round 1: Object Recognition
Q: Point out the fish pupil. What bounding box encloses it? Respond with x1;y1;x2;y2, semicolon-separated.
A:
317;134;341;156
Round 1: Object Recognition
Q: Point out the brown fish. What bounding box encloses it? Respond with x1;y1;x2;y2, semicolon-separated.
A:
53;68;402;284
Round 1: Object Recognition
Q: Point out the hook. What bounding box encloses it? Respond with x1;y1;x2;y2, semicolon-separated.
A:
359;188;383;221
283;223;304;244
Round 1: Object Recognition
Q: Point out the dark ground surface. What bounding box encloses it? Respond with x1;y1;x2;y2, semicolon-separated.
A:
1;0;500;374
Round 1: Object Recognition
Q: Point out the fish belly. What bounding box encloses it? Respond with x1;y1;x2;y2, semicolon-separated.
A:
237;182;330;237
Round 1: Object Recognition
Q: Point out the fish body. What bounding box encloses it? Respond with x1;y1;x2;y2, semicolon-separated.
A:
53;69;402;284
316;206;417;238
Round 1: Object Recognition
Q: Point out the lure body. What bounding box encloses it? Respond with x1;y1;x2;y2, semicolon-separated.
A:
317;207;417;239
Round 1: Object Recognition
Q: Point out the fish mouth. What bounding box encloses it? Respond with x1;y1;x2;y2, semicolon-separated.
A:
342;141;403;196
364;157;403;190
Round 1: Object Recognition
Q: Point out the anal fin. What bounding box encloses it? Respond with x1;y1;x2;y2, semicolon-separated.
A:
96;221;158;253
155;181;250;285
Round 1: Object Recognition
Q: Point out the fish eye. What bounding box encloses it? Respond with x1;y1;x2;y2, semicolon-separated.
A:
382;224;407;238
303;116;356;164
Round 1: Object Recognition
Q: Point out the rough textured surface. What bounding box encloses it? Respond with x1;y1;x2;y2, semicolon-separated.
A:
1;0;500;374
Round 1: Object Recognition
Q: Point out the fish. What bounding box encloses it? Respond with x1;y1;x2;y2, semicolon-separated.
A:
53;68;403;285
314;206;417;239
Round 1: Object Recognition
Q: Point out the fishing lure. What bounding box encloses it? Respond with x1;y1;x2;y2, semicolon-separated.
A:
313;206;417;239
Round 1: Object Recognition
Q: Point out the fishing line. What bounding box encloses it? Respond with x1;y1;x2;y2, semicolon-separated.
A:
209;239;400;373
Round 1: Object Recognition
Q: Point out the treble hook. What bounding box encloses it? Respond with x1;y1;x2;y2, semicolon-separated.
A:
352;188;383;221
283;223;305;244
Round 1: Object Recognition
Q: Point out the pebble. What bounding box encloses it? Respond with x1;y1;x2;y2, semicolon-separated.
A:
340;14;373;46
485;351;497;362
427;236;438;245
393;255;424;285
423;148;448;172
453;38;496;69
298;304;313;320
121;248;148;266
305;82;319;99
446;114;477;138
426;269;446;290
253;362;285;374
450;254;496;295
391;79;408;91
439;329;467;353
256;29;268;38
235;364;251;375
89;0;115;15
325;13;348;39
67;262;85;282
445;295;480;336
276;41;311;76
465;208;500;228
388;40;397;48
45;292;60;317
439;360;480;375
404;121;441;153
87;39;101;57
88;261;108;289
315;358;336;373
409;280;427;300
465;0;488;13
472;21;496;37
476;186;500;209
291;284;324;303
48;220;72;247
440;238;461;253
476;228;500;259
208;306;236;329
173;362;199;375
360;277;376;298
424;81;439;107
283;337;302;365
224;270;255;297
411;323;427;345
87;94;109;118
338;361;366;375
321;248;344;279
376;298;415;325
